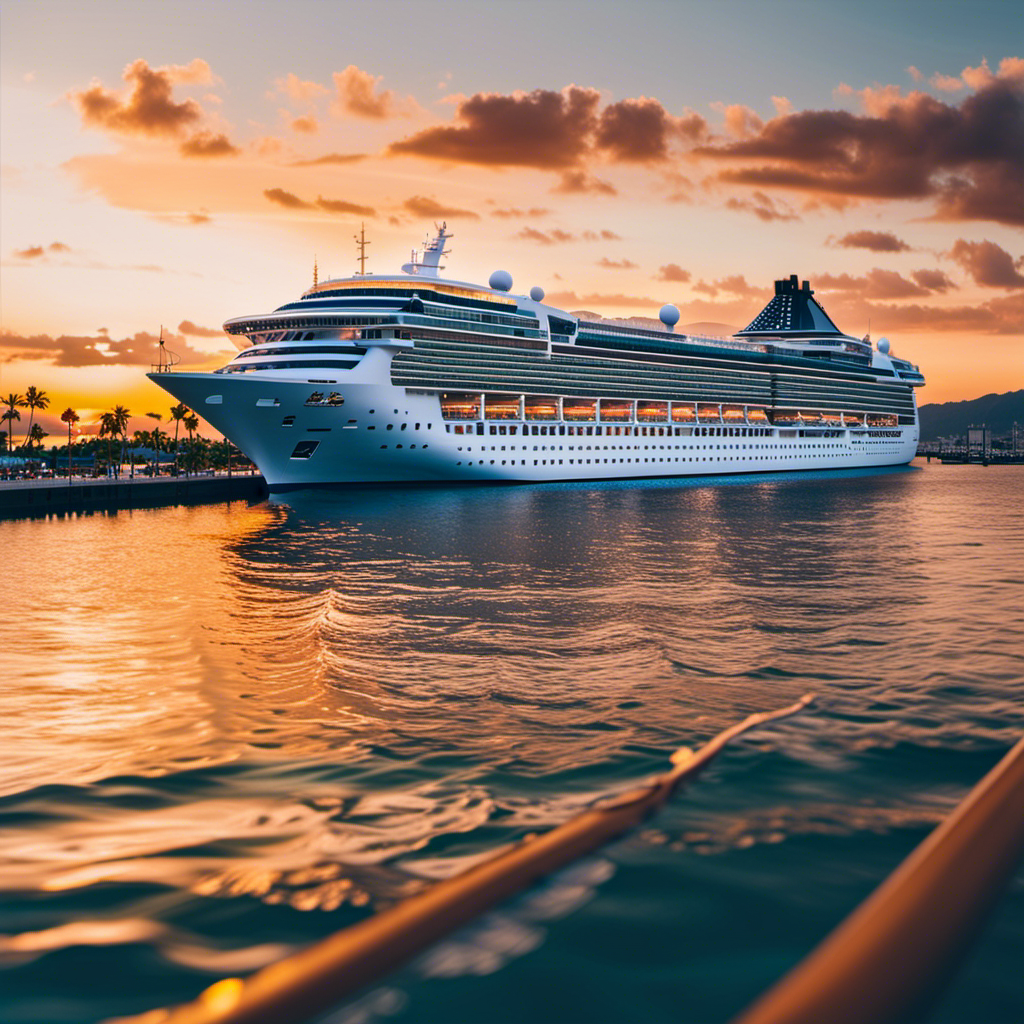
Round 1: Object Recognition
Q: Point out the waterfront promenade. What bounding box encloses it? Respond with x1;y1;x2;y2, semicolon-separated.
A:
0;471;268;518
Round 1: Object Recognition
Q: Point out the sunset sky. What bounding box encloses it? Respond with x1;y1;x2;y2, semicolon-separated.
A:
1;0;1022;441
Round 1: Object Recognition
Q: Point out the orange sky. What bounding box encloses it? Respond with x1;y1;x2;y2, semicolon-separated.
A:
1;3;1021;443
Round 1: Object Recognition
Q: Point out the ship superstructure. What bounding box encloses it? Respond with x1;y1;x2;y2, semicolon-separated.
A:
149;225;924;490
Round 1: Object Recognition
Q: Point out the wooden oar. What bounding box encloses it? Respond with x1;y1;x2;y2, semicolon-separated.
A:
110;694;816;1024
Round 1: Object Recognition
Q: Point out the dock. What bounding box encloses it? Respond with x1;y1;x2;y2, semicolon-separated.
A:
0;472;268;519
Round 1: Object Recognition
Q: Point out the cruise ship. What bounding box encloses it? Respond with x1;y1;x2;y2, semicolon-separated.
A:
149;224;925;490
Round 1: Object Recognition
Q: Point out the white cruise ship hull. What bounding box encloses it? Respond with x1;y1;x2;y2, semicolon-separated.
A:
150;370;918;491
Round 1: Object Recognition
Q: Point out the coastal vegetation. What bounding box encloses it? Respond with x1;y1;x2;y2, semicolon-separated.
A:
2;385;252;478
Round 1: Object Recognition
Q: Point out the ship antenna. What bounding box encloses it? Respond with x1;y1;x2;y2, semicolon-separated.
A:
354;223;370;276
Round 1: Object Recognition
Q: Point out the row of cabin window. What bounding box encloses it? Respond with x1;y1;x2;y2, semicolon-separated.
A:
446;424;774;437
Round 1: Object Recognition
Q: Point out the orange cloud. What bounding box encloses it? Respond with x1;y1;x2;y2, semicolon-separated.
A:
0;329;226;368
831;230;911;253
274;72;328;104
403;196;478;220
179;132;239;157
289;152;366;166
69;59;204;137
290;115;319;134
655;264;691;282
332;65;401;119
596;257;637;269
553;170;617;195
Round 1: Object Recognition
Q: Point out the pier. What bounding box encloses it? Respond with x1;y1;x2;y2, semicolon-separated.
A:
0;472;268;518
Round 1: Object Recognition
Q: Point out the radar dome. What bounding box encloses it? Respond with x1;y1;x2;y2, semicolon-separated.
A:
877;337;890;354
659;303;681;330
530;285;545;302
489;270;513;292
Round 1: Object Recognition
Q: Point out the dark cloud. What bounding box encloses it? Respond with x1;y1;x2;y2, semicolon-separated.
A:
553;170;617;195
178;320;225;337
832;230;912;252
264;187;312;209
911;268;956;292
70;59;202;137
403;196;478;220
179;131;239;157
597;257;638;269
815;268;946;299
947;238;1024;288
595;97;674;162
724;191;799;222
696;66;1024;226
390;87;601;169
655;263;691;282
333;66;399;119
490;207;551;218
0;329;225;368
317;195;376;216
290;152;366;166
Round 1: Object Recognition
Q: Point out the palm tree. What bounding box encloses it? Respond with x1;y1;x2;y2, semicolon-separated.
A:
60;407;79;480
2;393;26;453
29;423;48;449
22;387;49;452
168;403;188;476
110;405;130;478
145;412;165;475
98;412;118;476
183;412;199;475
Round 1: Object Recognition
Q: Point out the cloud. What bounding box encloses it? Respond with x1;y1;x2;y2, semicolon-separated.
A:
153;211;211;226
69;58;203;137
946;238;1024;288
289;152;366;166
273;72;328;104
403;195;478;219
825;292;1024;335
815;268;945;299
720;103;764;139
263;188;375;216
553;169;617;195
264;187;312;210
831;229;912;253
515;227;576;244
595;97;674;162
291;115;319;134
389;86;601;168
490;207;551;218
655;263;691;282
724;191;798;222
332;65;401;119
930;72;966;93
0;329;225;367
179;131;239;157
178;320;225;337
316;195;376;216
12;242;74;259
582;229;621;241
692;275;759;298
696;60;1024;226
597;257;638;269
910;268;956;292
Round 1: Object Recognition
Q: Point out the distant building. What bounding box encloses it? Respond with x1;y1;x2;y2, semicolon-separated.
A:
968;425;991;456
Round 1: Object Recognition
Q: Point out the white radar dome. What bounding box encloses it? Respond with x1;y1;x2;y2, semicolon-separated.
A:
489;270;513;292
659;303;681;330
877;337;891;354
530;285;545;302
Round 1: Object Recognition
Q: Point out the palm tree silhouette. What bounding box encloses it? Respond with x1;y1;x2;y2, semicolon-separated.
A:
110;405;130;478
2;393;27;453
145;412;165;475
60;407;79;480
23;387;49;451
168;403;188;476
98;412;119;476
29;424;48;450
183;412;199;475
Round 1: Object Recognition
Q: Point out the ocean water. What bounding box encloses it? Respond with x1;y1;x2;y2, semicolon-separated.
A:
1;460;1022;1024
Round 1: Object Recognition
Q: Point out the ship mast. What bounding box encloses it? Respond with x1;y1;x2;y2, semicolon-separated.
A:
354;223;370;275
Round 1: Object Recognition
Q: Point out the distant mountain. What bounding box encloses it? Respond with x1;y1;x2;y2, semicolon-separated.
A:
918;390;1024;440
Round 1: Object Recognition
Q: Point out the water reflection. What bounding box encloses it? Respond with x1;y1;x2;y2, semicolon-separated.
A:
1;465;1022;1023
